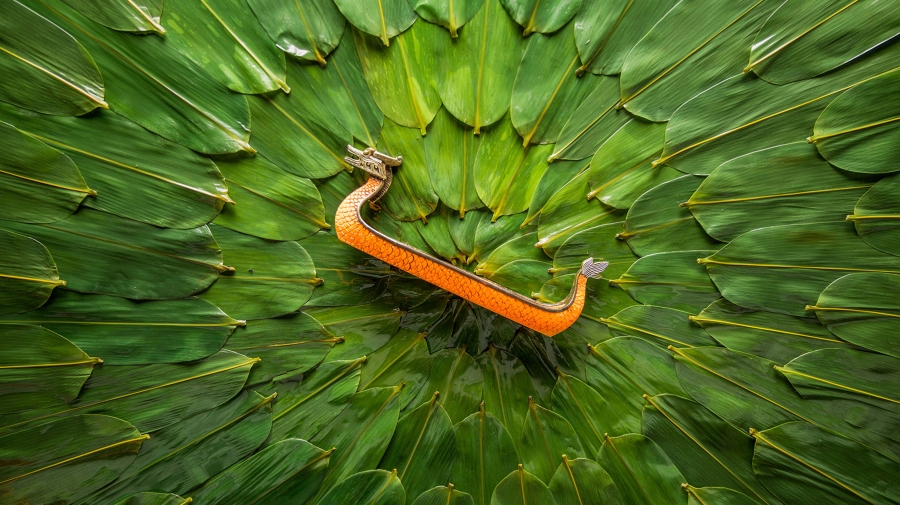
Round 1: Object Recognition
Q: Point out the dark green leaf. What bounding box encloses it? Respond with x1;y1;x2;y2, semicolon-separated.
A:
685;487;759;505
112;492;189;505
412;486;475;505
598;433;686;505
613;250;720;313
475;232;546;277
552;222;635;279
359;328;431;407
851;173;900;255
476;345;536;442
417;207;467;262
309;302;402;361
449;405;519;505
603;305;718;349
408;347;483;424
550;372;617;457
472;211;528;263
548;456;622;505
319;469;406;505
299;232;391;307
425;108;484;216
0;227;63;314
488;259;551;298
520;397;583;483
61;0;164;33
379;119;440;221
248;0;345;65
490;465;557;505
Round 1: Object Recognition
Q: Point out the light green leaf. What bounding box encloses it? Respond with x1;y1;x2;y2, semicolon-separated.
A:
411;0;484;36
552;222;635;278
336;0;417;46
0;325;96;414
0;291;240;365
520;398;583;483
0;104;229;229
488;259;552;298
549;372;617;457
472;211;528;263
0;0;105;115
425;108;483;216
450;209;491;260
603;305;718;349
0;227;63;314
613;250;720;313
412;486;475;505
201;225;317;320
299;232;391;307
408;347;483;424
475;232;545;277
489;465;557;505
476;345;537;442
0;120;89;223
549;76;630;162
450;405;520;505
319;469;406;505
379;118;440;221
189;439;332;505
359;328;431;407
248;0;345;65
112;492;189;505
435;0;522;132
0;415;146;504
61;0;164;33
525;159;584;226
310;302;402;361
548;456;622;505
501;0;580;35
598;433;686;505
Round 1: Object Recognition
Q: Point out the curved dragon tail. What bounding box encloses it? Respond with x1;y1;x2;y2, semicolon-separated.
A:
580;258;609;279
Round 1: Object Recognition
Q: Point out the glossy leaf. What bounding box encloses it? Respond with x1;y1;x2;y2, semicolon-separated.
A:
0;227;63;314
520;398;583;483
502;0;580;35
408;347;483;424
359;328;431;407
490;465;557;505
412;486;475;505
425;108;483;216
549;76;630;162
475;232;545;277
488;259;551;298
850;173;900;255
248;0;345;65
476;345;536;441
525;159;584;226
411;0;484;36
319;469;406;505
548;456;622;505
299;232;391;307
549;372;616;457
552;222;636;279
598;433;686;505
472;211;528;263
310;302;402;361
379;119;440;221
450;405;520;505
61;0;164;33
603;305;718;349
613;250;720;313
335;0;417;46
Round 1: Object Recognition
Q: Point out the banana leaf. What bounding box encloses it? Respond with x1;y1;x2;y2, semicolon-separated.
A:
412;486;475;505
549;372;617;457
309;302;402;360
309;384;404;501
188;439;332;505
0;0;105;115
622;175;719;255
212;156;328;241
449;405;520;505
318;469;406;505
0;120;89;223
407;348;483;424
28;0;252;154
701;221;900;316
265;358;363;442
573;0;678;76
248;0;345;65
0;227;63;314
597;433;687;505
0;414;146;504
0;291;240;365
619;0;775;122
475;232;545;277
450;209;491;260
693;299;858;363
520;398;584;484
688;142;873;242
507;331;558;403
500;0;580;35
380;395;456;504
161;0;288;94
61;0;164;33
335;0;417;46
475;345;536;442
490;465;557;505
3;209;225;300
549;76;630;162
751;422;900;505
850;173;900;255
747;0;900;84
548;456;622;505
0;349;255;435
588;119;679;210
0;104;229;229
358;328;431;407
445;302;519;355
226;313;339;384
82;391;274;505
378;119;440;221
201;225;317;320
472;211;529;263
298;232;391;306
810;272;900;357
525;159;584;226
410;0;483;36
685;487;759;505
356;21;441;133
552;222;635;278
603;305;718;349
425;108;484;216
417;206;467;262
511;23;601;145
642;394;781;505
113;492;188;505
613;250;720;313
488;259;552;298
434;0;522;132
0;325;97;414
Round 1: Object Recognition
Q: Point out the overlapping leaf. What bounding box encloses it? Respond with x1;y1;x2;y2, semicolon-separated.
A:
249;0;345;65
0;227;63;314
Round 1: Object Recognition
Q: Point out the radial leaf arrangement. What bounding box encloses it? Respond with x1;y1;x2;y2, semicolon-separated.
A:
2;0;900;503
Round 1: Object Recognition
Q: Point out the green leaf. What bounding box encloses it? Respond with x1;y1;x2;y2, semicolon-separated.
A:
573;0;678;76
548;456;622;505
511;24;601;145
501;0;580;35
520;397;583;483
587;119;679;210
475;232;546;277
0;104;229;229
30;0;251;154
265;358;364;442
622;175;719;255
336;0;417;46
0;415;146;504
0;0;105;115
476;345;537;442
296;31;383;146
248;0;345;65
598;433;687;505
0;350;256;434
642;394;781;505
450;209;491;261
309;302;402;361
356;20;441;133
603;305;719;349
585;337;687;437
226;313;340;385
751;422;900;505
425;108;484;216
0;291;240;365
83;390;274;505
434;0;522;132
549;76;630;162
619;0;776;122
310;384;404;501
161;0;288;94
408;347;483;424
2;209;224;300
0;120;90;223
380;394;456;504
701;221;900;316
525;159;584;226
248;63;352;179
359;328;431;407
472;211;528;263
0;325;96;414
490;465;557;505
61;0;164;33
613;250;720;313
188;439;332;505
112;492;189;505
549;372;617;457
552;222;635;279
684;486;759;505
449;405;520;505
504;332;555;404
688;142;873;242
0;227;63;314
410;0;484;36
488;259;552;298
319;469;406;505
693;299;857;363
850;173;900;255
298;232;391;307
747;0;900;84
412;486;475;505
379;119;440;221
